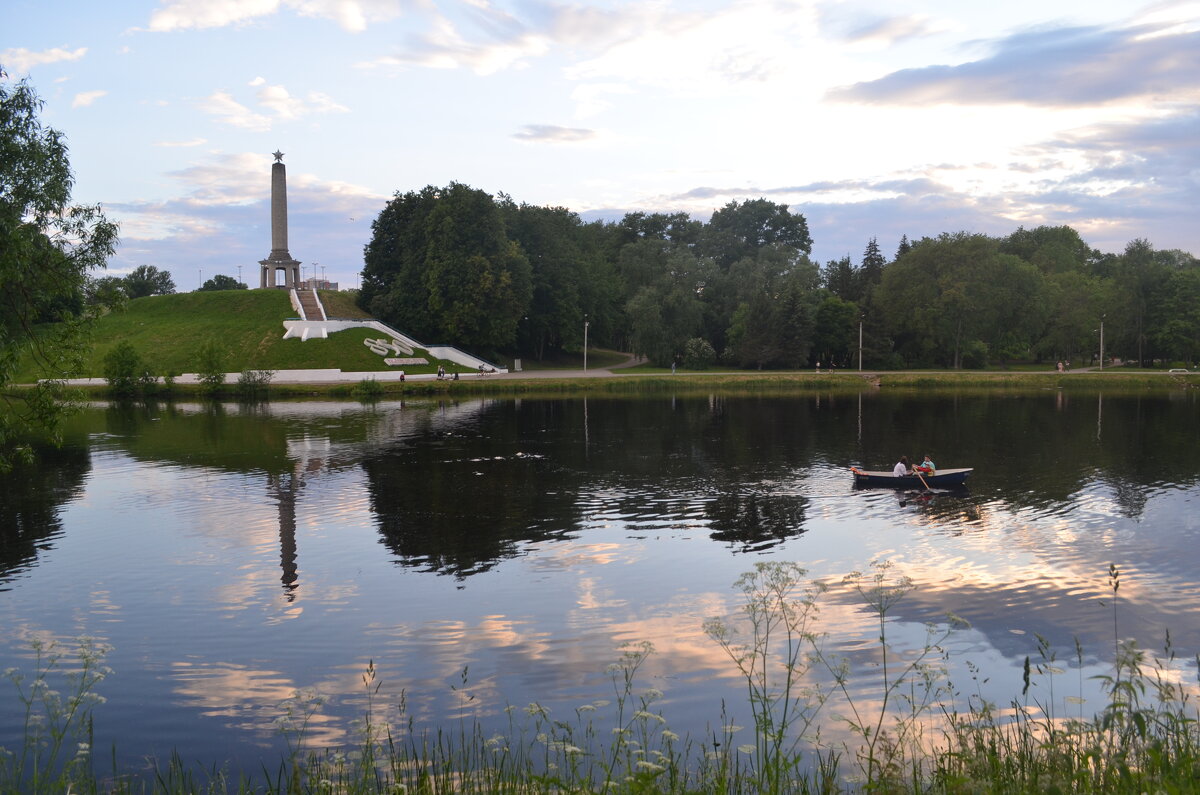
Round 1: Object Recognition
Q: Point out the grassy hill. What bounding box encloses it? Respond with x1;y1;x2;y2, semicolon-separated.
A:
15;290;470;381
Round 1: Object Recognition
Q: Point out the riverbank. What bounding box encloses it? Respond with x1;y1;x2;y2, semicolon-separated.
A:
51;367;1200;400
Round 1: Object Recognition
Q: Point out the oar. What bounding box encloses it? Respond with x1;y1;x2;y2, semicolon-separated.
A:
914;468;931;491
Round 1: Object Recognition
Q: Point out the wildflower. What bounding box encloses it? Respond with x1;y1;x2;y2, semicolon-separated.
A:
576;704;596;713
635;760;665;773
536;733;549;744
642;688;664;701
634;710;665;724
722;724;744;733
524;702;549;718
592;699;610;708
738;744;755;754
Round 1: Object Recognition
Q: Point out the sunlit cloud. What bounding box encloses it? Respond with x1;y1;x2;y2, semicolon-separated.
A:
198;81;348;130
0;46;88;75
155;137;208;147
71;90;108;108
837;14;947;48
513;124;596;143
829;21;1200;106
142;0;408;33
199;90;272;131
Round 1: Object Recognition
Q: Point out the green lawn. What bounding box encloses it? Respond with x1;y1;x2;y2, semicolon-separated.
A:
13;290;470;381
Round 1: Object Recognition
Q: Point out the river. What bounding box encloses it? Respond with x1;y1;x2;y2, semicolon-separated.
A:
2;389;1198;779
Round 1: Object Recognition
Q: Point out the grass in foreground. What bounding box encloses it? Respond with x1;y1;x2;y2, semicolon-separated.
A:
5;563;1200;793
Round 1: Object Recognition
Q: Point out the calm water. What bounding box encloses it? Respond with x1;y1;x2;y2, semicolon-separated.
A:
2;390;1199;777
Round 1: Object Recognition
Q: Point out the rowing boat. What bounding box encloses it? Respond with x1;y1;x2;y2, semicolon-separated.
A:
850;466;973;488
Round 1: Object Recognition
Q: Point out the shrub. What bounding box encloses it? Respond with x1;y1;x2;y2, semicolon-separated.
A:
236;369;274;399
195;340;229;394
102;342;144;398
683;337;716;370
353;378;385;400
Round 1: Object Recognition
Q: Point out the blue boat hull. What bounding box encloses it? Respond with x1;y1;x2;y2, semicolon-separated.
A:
851;467;973;488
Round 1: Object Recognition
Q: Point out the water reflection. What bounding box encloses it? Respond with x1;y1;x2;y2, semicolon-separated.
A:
3;389;1200;776
0;444;91;588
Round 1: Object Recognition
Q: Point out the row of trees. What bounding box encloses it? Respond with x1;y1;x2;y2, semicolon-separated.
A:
360;184;1200;369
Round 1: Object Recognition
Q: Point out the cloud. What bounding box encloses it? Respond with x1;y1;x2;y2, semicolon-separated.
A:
828;21;1200;106
199;90;273;131
358;2;696;76
72;90;108;108
1;46;87;74
155;138;209;147
513;124;596;143
832;13;946;48
105;152;386;288
570;82;633;118
199;82;348;130
142;0;407;33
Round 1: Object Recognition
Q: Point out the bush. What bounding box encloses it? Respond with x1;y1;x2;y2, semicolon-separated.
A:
102;342;144;398
683;338;716;370
961;339;989;369
236;369;274;400
353;378;385;400
195;340;229;394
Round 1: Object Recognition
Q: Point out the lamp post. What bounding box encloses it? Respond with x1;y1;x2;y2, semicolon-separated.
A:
858;315;864;372
583;315;589;372
1100;314;1106;371
237;265;242;286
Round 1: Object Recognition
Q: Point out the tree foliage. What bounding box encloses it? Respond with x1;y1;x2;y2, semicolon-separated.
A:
198;274;246;292
362;183;532;350
1;71;118;470
123;264;175;298
358;177;1196;372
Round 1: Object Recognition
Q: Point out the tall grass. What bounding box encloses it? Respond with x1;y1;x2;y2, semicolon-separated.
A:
5;563;1200;793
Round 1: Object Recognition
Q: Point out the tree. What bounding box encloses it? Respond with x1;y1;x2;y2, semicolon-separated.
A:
500;201;584;359
876;233;1046;368
813;296;860;367
1000;225;1093;274
198;274;246;291
857;237;886;298
361;183;532;349
123;264;175;298
702;198;812;271
822;256;857;301
102;341;150;398
1;71;118;470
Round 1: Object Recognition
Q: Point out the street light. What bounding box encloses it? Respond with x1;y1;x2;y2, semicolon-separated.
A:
854;314;864;374
583;315;590;372
1100;314;1105;371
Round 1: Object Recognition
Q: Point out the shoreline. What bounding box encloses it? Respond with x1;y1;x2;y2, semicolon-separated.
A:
46;367;1199;399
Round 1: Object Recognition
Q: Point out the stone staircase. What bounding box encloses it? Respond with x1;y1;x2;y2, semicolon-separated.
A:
296;288;325;321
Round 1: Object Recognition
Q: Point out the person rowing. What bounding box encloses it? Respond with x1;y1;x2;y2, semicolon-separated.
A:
915;454;936;475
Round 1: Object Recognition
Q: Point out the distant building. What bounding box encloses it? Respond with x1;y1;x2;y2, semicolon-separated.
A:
301;277;339;291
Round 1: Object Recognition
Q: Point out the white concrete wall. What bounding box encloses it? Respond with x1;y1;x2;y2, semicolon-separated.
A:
280;319;507;372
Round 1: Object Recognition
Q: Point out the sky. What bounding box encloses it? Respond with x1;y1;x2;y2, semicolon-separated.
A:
5;0;1199;292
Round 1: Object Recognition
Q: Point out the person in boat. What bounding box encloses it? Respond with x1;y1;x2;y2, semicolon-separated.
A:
915;455;936;475
893;456;912;477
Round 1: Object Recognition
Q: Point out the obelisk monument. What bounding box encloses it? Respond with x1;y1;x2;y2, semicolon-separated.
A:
258;150;302;289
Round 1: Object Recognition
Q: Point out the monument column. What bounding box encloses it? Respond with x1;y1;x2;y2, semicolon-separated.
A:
258;150;302;289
